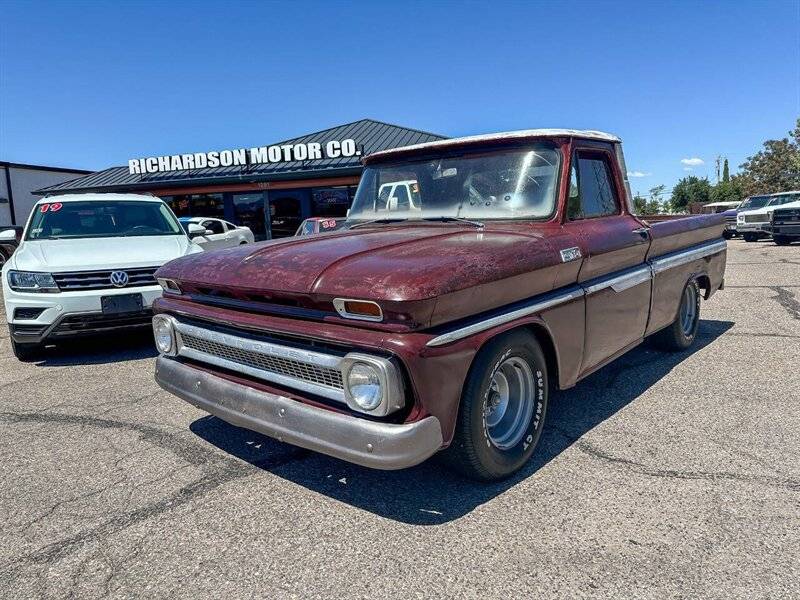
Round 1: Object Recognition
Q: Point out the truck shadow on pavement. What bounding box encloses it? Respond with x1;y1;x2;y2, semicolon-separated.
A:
27;331;157;367
190;318;734;525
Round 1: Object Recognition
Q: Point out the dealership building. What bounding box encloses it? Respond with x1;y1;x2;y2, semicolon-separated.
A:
1;161;92;227
37;119;446;240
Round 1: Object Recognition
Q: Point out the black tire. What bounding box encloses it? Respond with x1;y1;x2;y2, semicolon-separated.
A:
11;338;43;361
442;330;548;481
773;235;792;246
722;231;732;240
652;279;701;352
0;249;8;268
743;233;759;242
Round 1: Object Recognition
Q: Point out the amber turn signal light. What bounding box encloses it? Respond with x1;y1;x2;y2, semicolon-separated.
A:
333;298;383;322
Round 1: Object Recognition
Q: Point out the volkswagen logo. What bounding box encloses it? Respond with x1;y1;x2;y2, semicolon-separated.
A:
110;271;129;288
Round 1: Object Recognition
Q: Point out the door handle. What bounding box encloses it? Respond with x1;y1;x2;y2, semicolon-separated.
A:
632;227;649;238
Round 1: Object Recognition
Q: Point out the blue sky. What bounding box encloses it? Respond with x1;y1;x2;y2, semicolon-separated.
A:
1;0;798;195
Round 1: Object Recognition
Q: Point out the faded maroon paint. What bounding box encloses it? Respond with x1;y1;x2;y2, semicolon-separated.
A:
647;213;725;259
154;131;727;450
156;222;573;331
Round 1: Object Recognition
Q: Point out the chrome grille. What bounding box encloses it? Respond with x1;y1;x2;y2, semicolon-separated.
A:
724;214;737;224
744;214;767;223
180;333;344;389
53;267;159;291
774;209;800;223
172;319;346;402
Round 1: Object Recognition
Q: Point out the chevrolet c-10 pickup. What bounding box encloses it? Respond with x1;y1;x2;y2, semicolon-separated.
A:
152;129;727;481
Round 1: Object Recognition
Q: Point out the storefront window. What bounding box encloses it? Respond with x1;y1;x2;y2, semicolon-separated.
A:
269;196;302;238
191;194;225;218
232;192;267;240
312;187;350;218
164;195;192;218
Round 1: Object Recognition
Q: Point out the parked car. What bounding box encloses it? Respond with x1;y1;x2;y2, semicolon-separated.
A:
0;226;23;268
151;129;726;481
295;217;349;236
178;217;254;249
767;193;800;245
2;193;203;360
721;208;739;239
737;192;800;241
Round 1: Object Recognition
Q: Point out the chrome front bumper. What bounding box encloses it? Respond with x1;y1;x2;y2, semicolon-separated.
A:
155;356;443;470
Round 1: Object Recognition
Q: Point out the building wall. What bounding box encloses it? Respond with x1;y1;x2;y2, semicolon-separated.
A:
0;169;10;226
0;165;91;227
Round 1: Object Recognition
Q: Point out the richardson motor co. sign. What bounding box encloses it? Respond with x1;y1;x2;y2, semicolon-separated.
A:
128;139;361;175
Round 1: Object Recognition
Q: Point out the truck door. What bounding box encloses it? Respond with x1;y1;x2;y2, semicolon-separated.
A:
564;147;652;374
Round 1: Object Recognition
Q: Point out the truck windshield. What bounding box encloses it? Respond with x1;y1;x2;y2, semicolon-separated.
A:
348;145;561;222
26;201;183;240
738;195;771;211
767;194;800;206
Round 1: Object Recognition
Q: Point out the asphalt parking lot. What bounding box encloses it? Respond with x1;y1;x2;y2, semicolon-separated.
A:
0;238;798;598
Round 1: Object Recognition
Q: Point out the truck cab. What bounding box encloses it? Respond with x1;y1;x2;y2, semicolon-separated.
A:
152;129;726;481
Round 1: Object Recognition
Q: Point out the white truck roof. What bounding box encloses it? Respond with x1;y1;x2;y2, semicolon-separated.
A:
366;129;621;163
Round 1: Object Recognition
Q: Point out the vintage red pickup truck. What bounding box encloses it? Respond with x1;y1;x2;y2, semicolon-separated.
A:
152;129;726;481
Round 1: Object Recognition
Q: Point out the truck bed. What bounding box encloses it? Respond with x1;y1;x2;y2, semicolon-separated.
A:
645;213;725;259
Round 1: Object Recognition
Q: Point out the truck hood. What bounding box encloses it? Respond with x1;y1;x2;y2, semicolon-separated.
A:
158;224;564;329
12;235;200;272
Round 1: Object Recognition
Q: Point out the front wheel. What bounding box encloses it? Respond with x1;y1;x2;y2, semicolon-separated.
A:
743;233;759;242
652;279;701;352
773;235;792;246
442;330;548;481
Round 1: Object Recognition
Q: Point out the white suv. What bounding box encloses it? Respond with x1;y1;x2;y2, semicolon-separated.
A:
1;193;203;360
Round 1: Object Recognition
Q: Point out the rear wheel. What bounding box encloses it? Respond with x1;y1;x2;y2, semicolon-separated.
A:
773;235;792;246
652;279;701;352
442;331;548;481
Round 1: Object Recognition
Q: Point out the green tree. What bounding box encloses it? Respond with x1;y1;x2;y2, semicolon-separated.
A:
736;118;800;195
710;179;743;203
669;176;711;212
722;158;730;183
644;198;662;214
632;192;647;214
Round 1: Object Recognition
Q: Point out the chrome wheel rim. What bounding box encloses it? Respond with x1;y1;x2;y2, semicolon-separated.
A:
484;356;535;450
680;284;697;336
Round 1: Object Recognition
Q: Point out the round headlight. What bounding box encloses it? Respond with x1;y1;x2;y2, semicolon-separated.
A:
346;363;383;411
152;316;175;355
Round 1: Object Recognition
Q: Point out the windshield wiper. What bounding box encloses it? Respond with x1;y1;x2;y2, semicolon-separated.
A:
348;218;409;230
422;216;484;228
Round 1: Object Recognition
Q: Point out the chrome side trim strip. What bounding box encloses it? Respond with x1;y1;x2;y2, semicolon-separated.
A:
173;320;346;403
425;288;584;348
585;266;652;295
651;239;727;275
425;238;727;348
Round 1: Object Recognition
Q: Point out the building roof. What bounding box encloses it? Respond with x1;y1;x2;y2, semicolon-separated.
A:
364;128;621;164
0;160;91;174
36;119;447;195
